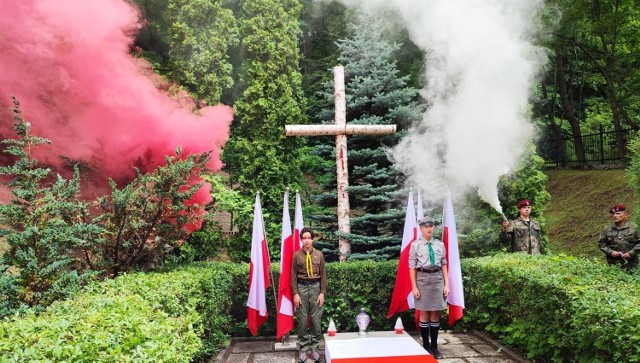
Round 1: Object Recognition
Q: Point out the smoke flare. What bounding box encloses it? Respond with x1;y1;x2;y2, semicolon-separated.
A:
333;0;547;212
0;0;233;205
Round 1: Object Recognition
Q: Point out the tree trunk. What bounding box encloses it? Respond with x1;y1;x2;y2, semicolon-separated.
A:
541;82;566;166
555;48;586;166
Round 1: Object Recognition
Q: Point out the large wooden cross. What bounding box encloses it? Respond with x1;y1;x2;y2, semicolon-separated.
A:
286;65;396;262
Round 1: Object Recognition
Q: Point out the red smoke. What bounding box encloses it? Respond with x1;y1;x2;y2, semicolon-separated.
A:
0;0;233;208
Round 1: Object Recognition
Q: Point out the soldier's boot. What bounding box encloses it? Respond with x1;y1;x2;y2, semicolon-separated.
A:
419;321;433;355
430;321;443;359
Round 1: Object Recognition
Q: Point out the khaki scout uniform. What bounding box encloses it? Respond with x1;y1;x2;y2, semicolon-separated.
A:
598;221;640;270
290;248;326;353
408;236;448;311
500;216;542;254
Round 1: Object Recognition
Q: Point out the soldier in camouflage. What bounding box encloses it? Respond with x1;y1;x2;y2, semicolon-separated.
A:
500;199;543;254
598;204;640;270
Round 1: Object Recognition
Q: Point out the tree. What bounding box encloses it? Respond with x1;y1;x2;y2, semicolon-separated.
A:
95;148;212;276
134;0;238;105
538;0;640;162
311;14;425;261
0;98;102;315
225;0;307;232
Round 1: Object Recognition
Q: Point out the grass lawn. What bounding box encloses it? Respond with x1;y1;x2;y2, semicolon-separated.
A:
545;169;638;259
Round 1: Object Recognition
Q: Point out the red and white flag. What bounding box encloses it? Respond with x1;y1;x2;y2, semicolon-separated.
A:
387;191;417;318
293;191;304;252
277;189;294;341
443;191;464;327
247;193;271;336
414;189;424;328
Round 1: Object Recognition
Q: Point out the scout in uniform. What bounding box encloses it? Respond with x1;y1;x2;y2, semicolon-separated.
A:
598;204;640;270
500;199;543;254
291;227;326;363
409;217;449;359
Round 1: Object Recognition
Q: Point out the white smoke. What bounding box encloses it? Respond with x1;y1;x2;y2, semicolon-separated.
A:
332;0;547;213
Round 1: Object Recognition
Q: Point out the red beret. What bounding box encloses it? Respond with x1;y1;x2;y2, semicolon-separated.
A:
610;204;626;213
517;199;531;209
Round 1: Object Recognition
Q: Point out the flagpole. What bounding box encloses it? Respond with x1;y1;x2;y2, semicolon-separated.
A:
258;191;279;314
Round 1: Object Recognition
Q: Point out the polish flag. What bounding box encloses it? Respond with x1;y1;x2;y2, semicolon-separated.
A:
414;189;424;329
277;189;294;341
293;191;304;251
443;191;465;327
247;193;271;336
387;191;417;318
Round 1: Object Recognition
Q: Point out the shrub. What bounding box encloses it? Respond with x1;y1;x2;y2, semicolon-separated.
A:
0;263;236;362
463;253;640;362
0;97;102;315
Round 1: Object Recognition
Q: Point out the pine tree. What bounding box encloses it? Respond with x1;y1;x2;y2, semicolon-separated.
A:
311;14;425;261
0;98;102;315
96;148;212;276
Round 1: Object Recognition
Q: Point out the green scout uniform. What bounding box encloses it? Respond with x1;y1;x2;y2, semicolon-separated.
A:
500;216;542;254
290;248;326;353
598;221;640;270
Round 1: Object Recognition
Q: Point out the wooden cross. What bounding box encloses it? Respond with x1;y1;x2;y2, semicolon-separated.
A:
286;65;396;262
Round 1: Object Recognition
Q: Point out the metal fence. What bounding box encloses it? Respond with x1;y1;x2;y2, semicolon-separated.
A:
540;127;639;168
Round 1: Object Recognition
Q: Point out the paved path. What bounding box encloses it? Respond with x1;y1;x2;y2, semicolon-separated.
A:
214;331;528;363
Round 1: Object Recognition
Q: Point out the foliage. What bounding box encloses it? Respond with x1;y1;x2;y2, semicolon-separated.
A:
0;98;102;315
134;0;238;105
94;148;212;276
627;135;640;223
463;253;640;362
0;263;235;362
203;174;254;262
224;0;307;238
6;256;640;361
458;145;551;257
310;13;425;261
535;0;640;163
164;0;238;104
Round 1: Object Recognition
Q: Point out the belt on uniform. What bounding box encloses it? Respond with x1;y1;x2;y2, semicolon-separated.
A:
297;279;320;286
416;267;441;273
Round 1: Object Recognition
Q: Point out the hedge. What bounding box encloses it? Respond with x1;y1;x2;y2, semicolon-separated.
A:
0;263;240;362
0;260;406;362
3;255;640;362
462;253;640;362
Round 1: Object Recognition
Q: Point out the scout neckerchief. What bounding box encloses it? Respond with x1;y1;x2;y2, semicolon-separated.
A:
305;249;315;277
426;240;435;266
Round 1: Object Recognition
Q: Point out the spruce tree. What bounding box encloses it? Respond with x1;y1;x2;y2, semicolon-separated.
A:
311;14;424;261
0;98;102;315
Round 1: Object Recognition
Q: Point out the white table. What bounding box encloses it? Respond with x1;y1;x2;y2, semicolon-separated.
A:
323;331;436;363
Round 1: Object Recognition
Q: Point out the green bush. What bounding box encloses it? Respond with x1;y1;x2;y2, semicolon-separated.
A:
0;263;238;362
6;256;639;362
463;253;640;362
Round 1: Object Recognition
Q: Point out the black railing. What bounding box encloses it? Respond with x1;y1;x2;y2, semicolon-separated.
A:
541;127;638;168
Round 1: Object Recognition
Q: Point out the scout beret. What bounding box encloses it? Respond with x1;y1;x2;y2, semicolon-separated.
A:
610;204;626;213
517;199;532;209
418;217;435;226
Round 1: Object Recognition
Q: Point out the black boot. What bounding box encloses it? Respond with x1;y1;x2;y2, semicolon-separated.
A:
430;321;442;359
419;321;433;355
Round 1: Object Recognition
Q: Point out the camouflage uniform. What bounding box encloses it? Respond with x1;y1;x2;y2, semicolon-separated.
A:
500;217;542;254
598;221;640;270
